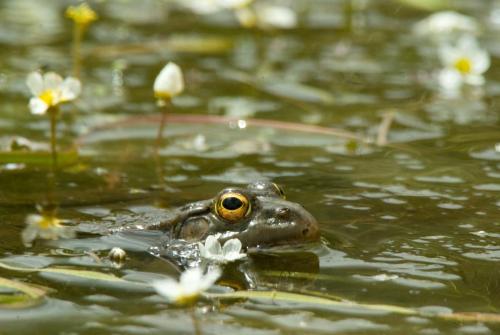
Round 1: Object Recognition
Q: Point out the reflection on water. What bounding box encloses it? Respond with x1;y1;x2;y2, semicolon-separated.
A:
0;0;500;334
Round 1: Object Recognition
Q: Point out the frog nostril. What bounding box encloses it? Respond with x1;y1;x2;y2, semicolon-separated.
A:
276;207;290;217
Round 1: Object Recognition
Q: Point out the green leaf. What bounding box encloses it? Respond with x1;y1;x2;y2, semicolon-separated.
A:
205;290;416;315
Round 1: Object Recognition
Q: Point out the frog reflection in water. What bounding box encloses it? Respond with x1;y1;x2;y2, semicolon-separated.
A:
153;181;319;249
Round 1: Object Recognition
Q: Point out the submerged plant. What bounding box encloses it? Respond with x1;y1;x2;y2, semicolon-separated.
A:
437;35;490;94
152;267;221;305
26;71;81;165
22;213;75;247
198;235;247;264
66;2;98;78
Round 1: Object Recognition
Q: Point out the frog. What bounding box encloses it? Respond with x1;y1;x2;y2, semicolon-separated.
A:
152;181;320;249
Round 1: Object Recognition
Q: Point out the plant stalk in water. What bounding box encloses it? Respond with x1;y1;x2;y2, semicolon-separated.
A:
71;24;83;78
66;2;98;78
155;100;169;153
49;106;59;168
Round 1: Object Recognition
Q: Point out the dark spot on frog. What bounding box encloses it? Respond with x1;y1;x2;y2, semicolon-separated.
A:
154;181;320;249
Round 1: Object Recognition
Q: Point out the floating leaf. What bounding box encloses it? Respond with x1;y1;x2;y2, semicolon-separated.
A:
438;312;500;324
0;277;47;308
259;81;335;105
41;268;128;282
0;277;46;299
0;261;151;291
205;290;416;315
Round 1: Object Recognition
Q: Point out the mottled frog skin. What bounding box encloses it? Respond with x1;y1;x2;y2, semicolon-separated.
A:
153;181;319;249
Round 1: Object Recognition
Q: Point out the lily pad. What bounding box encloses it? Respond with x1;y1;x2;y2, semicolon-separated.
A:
0;277;47;308
0;261;152;292
205;290;416;315
259;81;335;105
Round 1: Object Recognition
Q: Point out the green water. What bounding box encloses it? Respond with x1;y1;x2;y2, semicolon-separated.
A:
0;0;499;334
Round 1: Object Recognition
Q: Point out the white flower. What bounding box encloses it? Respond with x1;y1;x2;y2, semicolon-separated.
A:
235;4;297;29
254;4;297;29
153;62;185;100
181;0;252;14
437;35;490;93
21;214;75;247
152;267;221;305
218;0;253;9
198;235;247;264
413;11;480;38
26;71;81;115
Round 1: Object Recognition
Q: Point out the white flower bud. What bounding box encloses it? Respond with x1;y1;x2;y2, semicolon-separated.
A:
153;62;184;101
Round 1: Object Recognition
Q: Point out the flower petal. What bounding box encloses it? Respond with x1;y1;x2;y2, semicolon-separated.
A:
222;238;243;256
43;72;63;90
471;50;490;75
60;77;81;102
29;97;49;115
179;267;204;289
199;267;221;290
21;225;39;247
204;235;223;257
153;62;184;99
464;74;485;86
256;5;297;29
153;279;181;301
26;72;44;96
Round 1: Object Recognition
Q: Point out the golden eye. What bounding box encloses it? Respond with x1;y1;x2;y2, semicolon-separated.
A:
272;183;286;199
216;192;251;222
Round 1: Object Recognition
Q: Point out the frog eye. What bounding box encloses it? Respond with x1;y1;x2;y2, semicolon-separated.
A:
272;183;286;199
216;192;251;222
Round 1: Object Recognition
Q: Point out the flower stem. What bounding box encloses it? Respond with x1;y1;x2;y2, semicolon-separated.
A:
153;100;169;201
155;100;169;152
49;107;58;169
190;307;202;335
72;23;83;78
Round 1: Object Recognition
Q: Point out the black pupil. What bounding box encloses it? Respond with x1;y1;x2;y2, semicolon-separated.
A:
222;197;243;210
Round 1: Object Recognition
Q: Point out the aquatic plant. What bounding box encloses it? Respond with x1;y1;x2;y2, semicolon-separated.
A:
437;35;490;94
198;235;247;264
236;3;297;29
108;247;127;261
153;62;185;155
26;71;81;165
22;213;75;247
152;267;221;305
154;62;185;102
66;2;98;77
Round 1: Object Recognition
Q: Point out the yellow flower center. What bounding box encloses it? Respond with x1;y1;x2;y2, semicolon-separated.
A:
154;91;172;102
37;216;61;230
39;90;56;107
454;57;472;75
174;293;199;306
66;3;98;26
